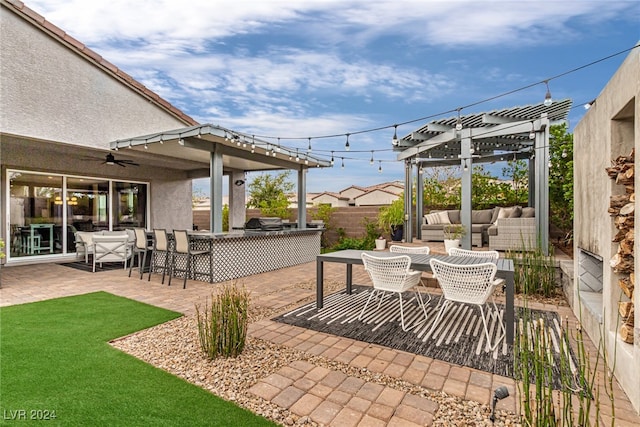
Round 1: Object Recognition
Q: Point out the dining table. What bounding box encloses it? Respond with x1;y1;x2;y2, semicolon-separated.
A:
316;249;516;344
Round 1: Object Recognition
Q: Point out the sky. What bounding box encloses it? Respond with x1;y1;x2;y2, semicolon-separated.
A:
26;0;640;194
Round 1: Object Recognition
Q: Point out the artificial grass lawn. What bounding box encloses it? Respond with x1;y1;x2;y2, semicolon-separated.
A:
0;292;276;426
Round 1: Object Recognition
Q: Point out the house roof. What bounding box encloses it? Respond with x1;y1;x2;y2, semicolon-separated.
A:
312;192;350;201
2;0;197;127
353;188;400;199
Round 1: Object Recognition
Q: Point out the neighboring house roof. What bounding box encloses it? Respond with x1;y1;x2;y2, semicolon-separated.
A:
339;185;368;194
354;188;400;200
2;0;197;127
312;192;350;201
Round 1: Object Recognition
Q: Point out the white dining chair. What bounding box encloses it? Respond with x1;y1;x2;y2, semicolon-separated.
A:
448;247;499;261
359;253;429;331
428;259;506;350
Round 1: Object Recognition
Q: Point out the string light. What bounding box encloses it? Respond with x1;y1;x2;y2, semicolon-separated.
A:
392;125;398;146
307;137;312;153
251;135;255;153
543;80;553;106
370;151;374;165
378;160;382;173
341;157;345;169
144;142;148;149
295;149;300;162
529;123;536;140
345;133;350;151
330;151;335;166
562;149;568;158
159;135;163;144
177;138;184;146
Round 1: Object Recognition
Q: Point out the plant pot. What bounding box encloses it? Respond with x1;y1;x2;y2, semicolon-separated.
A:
390;225;403;242
375;238;386;250
444;239;460;253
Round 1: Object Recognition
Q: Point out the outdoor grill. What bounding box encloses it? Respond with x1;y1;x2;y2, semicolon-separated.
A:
244;217;284;231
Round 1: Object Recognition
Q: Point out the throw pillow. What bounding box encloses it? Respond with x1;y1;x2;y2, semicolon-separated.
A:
509;206;523;218
522;207;535;218
425;213;441;225
437;211;451;224
494;207;512;224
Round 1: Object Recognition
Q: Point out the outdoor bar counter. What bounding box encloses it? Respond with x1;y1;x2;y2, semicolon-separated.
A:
173;228;322;283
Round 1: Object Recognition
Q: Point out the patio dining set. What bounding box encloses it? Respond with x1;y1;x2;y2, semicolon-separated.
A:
317;245;514;348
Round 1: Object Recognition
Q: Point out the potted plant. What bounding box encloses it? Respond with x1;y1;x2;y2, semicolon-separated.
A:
443;224;466;253
377;198;405;242
375;235;386;250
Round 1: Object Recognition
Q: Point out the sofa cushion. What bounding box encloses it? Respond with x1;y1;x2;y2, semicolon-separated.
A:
491;207;513;224
425;212;442;224
437;211;451;224
447;210;460;224
487;225;498;236
522;207;535;218
509;206;523;218
471;224;486;233
471;209;493;224
423;224;445;231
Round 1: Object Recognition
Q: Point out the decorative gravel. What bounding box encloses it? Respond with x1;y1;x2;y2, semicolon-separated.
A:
111;282;522;426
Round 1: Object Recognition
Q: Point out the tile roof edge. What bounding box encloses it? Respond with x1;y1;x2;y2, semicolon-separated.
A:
2;0;198;127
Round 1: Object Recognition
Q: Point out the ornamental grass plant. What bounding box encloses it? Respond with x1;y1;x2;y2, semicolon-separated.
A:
196;283;250;359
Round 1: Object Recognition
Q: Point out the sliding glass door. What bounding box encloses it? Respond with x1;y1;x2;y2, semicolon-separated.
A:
7;170;148;260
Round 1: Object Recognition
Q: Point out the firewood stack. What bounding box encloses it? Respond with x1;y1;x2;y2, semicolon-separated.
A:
606;149;635;343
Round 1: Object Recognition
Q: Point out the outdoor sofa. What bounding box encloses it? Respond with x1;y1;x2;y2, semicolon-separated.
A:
421;206;536;249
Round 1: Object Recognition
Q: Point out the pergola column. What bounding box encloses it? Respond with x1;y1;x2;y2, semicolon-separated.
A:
404;160;413;242
416;164;424;240
534;113;550;254
460;130;472;249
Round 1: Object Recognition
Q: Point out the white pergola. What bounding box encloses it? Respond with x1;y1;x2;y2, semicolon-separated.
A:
396;100;572;254
110;124;331;232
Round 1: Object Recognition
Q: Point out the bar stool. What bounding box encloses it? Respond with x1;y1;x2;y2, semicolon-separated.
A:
147;229;170;284
168;230;210;289
129;228;153;279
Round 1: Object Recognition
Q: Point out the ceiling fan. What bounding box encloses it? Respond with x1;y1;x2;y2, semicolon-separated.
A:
102;153;139;167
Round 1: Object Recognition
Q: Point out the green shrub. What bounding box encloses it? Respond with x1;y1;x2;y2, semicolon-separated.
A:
195;283;249;359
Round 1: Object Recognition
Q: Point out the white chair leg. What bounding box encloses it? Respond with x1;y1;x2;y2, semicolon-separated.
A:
358;289;378;321
425;300;451;339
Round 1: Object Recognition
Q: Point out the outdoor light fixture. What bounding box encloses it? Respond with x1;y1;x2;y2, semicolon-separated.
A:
378;161;382;173
543;80;553;106
159;136;164;144
144;143;148;150
489;386;509;422
345;133;350;151
370;151;374;165
392;125;398;146
295;149;300;162
341;157;345;169
234;179;245;186
330;151;335;166
178;138;185;146
307;137;312;153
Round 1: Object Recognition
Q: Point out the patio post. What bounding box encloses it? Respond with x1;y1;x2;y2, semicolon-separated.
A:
534;113;550;255
416;164;424;240
297;168;307;228
460;130;472;249
404;160;413;242
209;148;223;233
228;170;246;230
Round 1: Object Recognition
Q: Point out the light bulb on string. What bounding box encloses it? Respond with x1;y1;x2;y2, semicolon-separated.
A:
392;125;398;146
370;151;374;165
304;156;309;165
561;149;568;158
378;161;382;173
307;137;312;153
341;157;345;169
330;151;335;166
455;108;463;131
543;80;553;106
276;137;280;152
345;133;350;151
295;149;300;162
251;135;255;152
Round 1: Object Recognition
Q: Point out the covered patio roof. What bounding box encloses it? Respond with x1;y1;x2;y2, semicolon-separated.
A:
110;123;331;175
395;99;572;252
110;124;331;232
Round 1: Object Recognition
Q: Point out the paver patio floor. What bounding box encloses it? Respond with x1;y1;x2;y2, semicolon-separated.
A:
1;245;639;426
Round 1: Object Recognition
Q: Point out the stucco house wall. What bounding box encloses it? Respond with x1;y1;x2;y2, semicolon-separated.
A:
0;2;196;256
354;189;400;206
573;44;639;413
